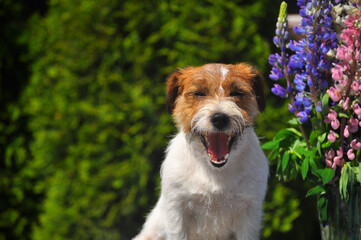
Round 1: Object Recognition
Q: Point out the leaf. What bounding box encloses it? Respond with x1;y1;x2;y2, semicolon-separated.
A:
262;140;280;150
321;140;333;149
274;129;294;140
301;158;309;180
274;128;301;142
276;156;282;173
318;168;335;184
317;141;322;158
317;194;328;226
288;118;299;125
321;93;329;116
309;156;318;171
282;151;290;171
338;112;349;118
339;163;350;201
353;164;361;184
317;132;327;143
309;130;320;146
306;185;325;197
286;128;302;137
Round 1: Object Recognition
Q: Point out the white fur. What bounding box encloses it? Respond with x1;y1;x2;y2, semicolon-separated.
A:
220;66;229;80
133;101;268;240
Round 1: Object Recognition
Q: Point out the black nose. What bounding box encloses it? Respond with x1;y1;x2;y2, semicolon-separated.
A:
211;113;230;130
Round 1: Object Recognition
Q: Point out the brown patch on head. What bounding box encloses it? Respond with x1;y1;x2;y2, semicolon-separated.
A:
166;63;265;132
229;63;265;112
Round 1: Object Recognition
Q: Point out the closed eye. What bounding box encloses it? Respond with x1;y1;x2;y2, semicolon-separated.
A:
194;91;206;97
230;91;245;97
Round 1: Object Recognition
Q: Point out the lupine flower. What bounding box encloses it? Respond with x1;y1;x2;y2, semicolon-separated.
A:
344;125;350;138
297;111;308;123
327;87;342;102
270;0;338;123
270;1;361;173
325;148;335;168
354;104;361;116
350;139;361;150
347;149;355;160
349;118;359;133
328;130;337;142
322;5;361;169
341;97;350;110
324;109;340;130
271;84;287;98
333;148;344;167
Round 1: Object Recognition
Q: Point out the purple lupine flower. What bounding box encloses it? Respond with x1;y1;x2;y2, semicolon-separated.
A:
297;111;308;123
269;0;338;123
271;84;287;98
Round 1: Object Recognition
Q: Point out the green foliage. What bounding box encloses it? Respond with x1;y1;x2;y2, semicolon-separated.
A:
0;0;46;239
263;183;301;238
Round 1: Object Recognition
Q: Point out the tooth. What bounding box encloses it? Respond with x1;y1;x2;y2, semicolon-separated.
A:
225;153;229;160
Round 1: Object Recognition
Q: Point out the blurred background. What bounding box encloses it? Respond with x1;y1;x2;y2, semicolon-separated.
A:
1;0;322;239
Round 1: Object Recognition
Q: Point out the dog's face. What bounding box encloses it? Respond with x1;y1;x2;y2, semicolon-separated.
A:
166;63;265;168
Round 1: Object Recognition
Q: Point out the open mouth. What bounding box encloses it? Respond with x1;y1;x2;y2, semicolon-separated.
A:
200;132;235;168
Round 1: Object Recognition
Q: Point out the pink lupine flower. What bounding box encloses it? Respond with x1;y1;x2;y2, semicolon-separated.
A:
324;109;340;130
341;97;350;110
355;39;361;48
327;87;341;102
331;119;340;130
350;139;361;150
352;81;359;92
331;65;344;81
354;104;361;116
347;149;355;160
356;50;361;61
325;109;337;121
349;118;359;133
344;125;350;138
333;148;344;167
325;149;335;168
325;148;335;159
344;47;353;62
328;130;337;142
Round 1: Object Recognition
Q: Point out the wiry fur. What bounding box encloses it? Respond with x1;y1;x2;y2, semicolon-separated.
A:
133;63;269;240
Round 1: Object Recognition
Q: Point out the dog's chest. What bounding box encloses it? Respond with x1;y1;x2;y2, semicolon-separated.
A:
183;191;248;239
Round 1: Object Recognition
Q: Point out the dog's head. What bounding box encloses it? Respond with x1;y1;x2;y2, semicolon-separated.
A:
166;63;265;168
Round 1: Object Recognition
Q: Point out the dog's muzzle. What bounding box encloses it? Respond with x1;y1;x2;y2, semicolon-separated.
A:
197;113;237;168
200;132;235;168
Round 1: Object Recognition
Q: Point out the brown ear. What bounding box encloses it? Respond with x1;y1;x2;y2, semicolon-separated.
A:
251;68;266;112
166;70;182;114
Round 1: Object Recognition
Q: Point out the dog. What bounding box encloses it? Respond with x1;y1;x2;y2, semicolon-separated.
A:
133;63;269;240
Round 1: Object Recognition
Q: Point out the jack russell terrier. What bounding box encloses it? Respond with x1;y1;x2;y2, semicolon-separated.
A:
133;63;269;240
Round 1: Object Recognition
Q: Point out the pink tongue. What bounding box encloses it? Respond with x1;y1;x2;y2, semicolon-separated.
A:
207;133;229;161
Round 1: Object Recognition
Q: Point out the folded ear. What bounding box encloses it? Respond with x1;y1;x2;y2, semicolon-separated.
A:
251;68;266;112
166;70;182;114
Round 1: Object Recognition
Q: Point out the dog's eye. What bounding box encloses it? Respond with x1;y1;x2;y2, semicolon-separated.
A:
194;91;206;97
230;91;245;97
